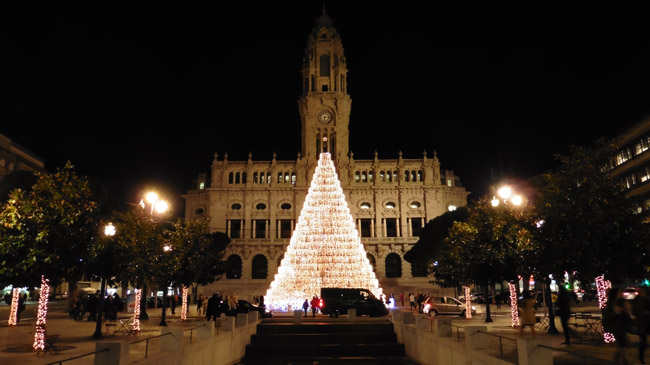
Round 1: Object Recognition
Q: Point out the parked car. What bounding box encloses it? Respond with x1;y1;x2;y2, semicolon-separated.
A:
425;296;476;317
458;293;478;303
622;287;639;300
237;300;273;318
320;288;388;318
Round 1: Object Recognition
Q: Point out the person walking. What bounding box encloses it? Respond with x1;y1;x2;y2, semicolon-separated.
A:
87;292;98;322
259;295;265;308
603;288;629;364
310;296;319;317
400;292;405;307
518;291;536;338
633;287;649;364
303;299;309;318
171;294;177;315
557;286;572;345
495;292;502;309
16;295;25;323
206;294;218;321
409;293;416;310
197;295;204;315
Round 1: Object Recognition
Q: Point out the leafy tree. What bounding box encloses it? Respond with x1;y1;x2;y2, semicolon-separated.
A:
432;198;535;322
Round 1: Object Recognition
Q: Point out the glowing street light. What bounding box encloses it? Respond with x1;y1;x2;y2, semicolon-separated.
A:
498;186;512;200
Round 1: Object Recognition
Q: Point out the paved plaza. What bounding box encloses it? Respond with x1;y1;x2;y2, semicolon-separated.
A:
0;299;646;364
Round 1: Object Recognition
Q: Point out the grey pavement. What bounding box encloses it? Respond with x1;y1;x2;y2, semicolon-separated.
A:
0;300;646;364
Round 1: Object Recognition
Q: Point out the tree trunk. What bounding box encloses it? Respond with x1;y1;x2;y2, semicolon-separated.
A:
160;289;167;326
67;281;78;309
544;280;559;334
484;284;493;323
140;282;149;320
92;278;106;339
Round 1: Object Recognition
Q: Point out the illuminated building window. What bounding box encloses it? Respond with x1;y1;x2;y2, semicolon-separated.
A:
641;167;650;182
253;172;258;184
404;170;410;182
380;171;385;182
418;170;422;181
410;201;421;209
636;138;650;155
385;202;396;209
291;172;296;184
199;182;205;190
626;174;637;189
284;172;290;183
226;255;242;279
387;170;392;183
447;179;453;187
360;202;371;210
616;148;632;166
362;171;367;183
278;172;283;183
369;171;374;182
393;171;398;182
355;171;360;182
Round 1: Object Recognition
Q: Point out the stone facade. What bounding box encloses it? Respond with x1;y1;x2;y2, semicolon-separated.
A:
0;133;45;179
184;11;469;299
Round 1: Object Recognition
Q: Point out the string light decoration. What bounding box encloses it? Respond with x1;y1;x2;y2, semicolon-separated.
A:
509;283;519;327
595;274;615;343
133;289;142;332
181;286;188;321
33;276;50;351
463;286;472;318
8;288;19;326
265;153;383;310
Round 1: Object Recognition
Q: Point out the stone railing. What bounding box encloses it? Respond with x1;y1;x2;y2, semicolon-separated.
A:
93;311;260;365
391;309;552;365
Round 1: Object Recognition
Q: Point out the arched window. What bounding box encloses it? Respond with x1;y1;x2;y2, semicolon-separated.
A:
385;253;402;278
404;170;410;182
291;172;296;184
411;261;428;277
369;171;374;182
393;171;398;182
355;171;361;182
411;170;416;182
362;171;367;183
284;172;290;183
380;171;385;182
387;170;392;183
266;172;272;184
320;54;330;76
228;172;234;184
367;254;376;271
235;172;240;184
226;255;242;279
252;255;268;279
278;172;283;183
253;172;258;184
330;133;336;158
242;172;247;184
417;170;422;181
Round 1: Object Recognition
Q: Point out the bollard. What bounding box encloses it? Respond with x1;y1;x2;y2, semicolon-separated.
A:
415;314;429;331
236;313;248;327
94;341;129;365
348;308;357;322
402;311;415;324
293;310;303;323
431;318;452;337
220;316;235;331
517;338;552;365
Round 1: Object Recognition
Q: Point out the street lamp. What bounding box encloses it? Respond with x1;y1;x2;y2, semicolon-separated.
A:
92;222;116;339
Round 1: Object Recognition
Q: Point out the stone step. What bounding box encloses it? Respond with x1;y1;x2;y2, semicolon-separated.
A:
241;356;418;365
255;322;396;335
250;332;397;345
244;343;405;357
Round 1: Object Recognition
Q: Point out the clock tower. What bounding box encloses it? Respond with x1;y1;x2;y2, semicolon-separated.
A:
298;8;351;166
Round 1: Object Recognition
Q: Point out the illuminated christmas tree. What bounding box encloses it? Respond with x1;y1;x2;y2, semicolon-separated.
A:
265;152;383;310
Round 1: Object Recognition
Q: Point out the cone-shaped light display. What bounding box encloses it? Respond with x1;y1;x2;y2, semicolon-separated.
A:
265;153;383;310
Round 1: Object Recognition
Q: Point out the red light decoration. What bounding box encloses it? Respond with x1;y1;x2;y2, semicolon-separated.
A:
595;274;615;343
181;286;188;321
33;276;50;351
509;283;519;327
133;289;142;332
8;288;19;326
463;286;472;319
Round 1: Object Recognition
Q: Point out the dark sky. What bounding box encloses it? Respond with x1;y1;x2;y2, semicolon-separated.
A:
2;4;650;216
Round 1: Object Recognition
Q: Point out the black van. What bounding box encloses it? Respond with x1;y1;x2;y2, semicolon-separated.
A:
320;288;389;318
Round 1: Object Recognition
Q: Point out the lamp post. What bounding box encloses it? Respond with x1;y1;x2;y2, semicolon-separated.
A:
92;222;116;339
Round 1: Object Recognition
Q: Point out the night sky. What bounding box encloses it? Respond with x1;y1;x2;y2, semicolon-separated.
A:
2;4;650;216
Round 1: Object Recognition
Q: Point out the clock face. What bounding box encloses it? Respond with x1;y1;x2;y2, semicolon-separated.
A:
318;111;332;124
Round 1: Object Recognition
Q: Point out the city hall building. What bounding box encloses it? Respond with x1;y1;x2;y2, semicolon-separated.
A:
184;12;469;298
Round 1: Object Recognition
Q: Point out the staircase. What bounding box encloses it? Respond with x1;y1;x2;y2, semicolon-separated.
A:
241;319;415;364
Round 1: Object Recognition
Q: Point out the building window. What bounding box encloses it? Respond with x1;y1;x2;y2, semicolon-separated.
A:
284;172;290;183
447;179;453;187
254;219;267;238
385;218;398;237
291;172;296;184
362;171;367;183
380;171;385;182
320;54;330;76
279;219;293;238
199;182;205;190
256;203;267;210
253;172;258;184
194;207;204;215
641;167;650;183
385;253;402;278
360;202;371;210
616;148;632;166
251;255;268;279
226;255;242;279
410;217;423;237
385;202;396;209
235;172;241;184
369;171;374;182
228;219;244;238
393;171;398;182
228;172;234;184
266;172;272;184
626;174;638;189
355;171;360;182
404;170;410;182
410;201;421;209
281;203;292;210
636;138;650;155
387;170;392;183
358;218;373;237
231;203;242;210
418;170;422;181
278;172;283;183
316;133;321;155
322;85;328;92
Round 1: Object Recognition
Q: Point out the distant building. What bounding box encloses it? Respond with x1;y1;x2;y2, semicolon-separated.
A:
184;10;469;297
605;115;650;212
0;133;45;179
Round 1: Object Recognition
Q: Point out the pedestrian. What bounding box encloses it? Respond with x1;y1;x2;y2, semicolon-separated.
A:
417;293;424;313
390;293;395;307
206;294;218;321
310;296;319;317
518;291;536;338
171;294;177;315
603;288;629;364
400;292;405;307
633;287;649;364
303;299;309;317
197;295;204;315
203;295;209;315
409;293;416;310
87;291;98;322
17;295;26;323
495;292;502;309
72;297;83;320
113;292;121;313
259;295;265;308
557;286;572;345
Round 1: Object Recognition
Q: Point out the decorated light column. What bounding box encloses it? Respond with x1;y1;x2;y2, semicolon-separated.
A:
595;274;614;343
132;289;142;332
8;288;20;326
463;286;472;319
265;153;383;310
509;282;519;327
181;286;188;321
33;276;50;351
